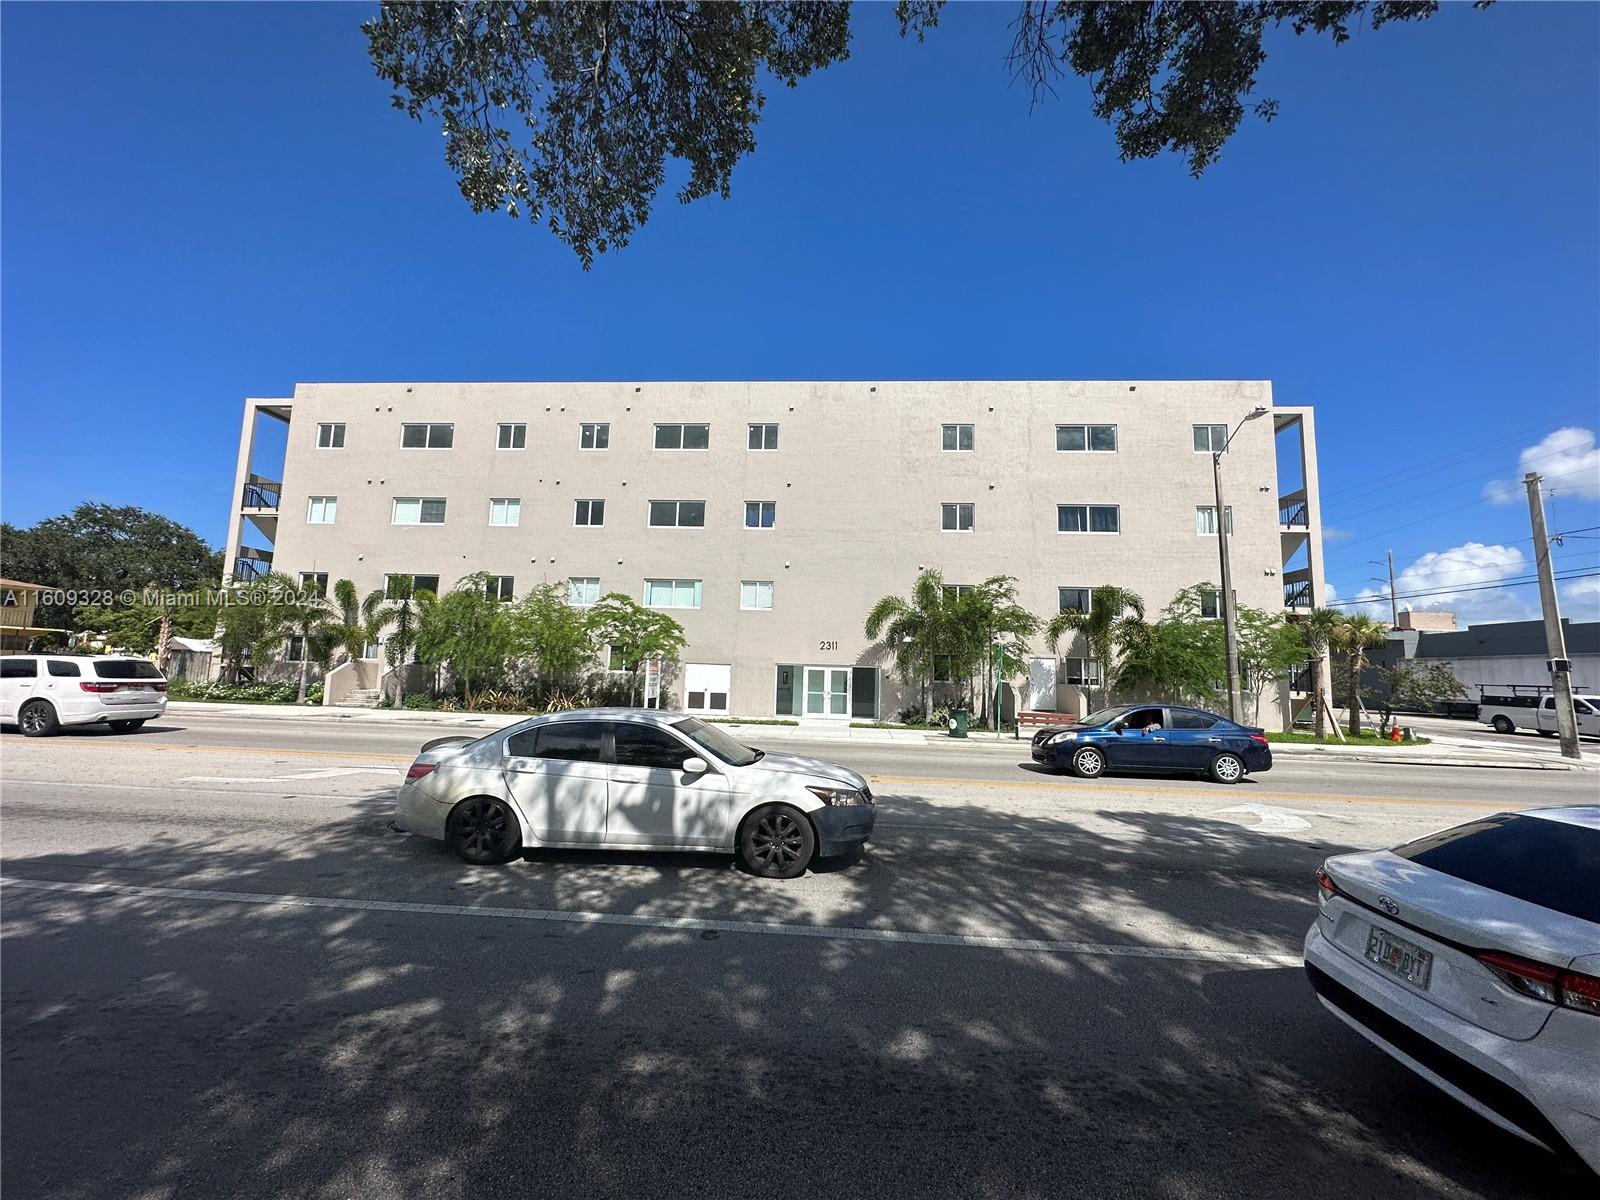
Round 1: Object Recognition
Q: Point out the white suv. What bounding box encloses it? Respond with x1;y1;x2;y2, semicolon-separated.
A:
0;654;168;736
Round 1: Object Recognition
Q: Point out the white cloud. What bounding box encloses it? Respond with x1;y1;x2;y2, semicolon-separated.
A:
1321;525;1355;543
1485;427;1600;505
1351;542;1537;624
1561;576;1600;622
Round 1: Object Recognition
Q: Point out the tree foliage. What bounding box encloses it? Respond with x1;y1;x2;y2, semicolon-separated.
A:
1330;611;1391;736
414;573;516;706
509;582;600;685
367;0;1466;265
1044;585;1147;709
582;592;688;704
864;570;956;721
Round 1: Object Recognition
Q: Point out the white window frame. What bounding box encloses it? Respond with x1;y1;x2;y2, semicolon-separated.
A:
284;635;306;662
488;498;521;527
385;573;441;599
1055;424;1118;453
748;423;779;451
941;423;975;452
298;571;328;598
574;498;606;527
648;500;707;528
744;500;776;530
568;577;601;607
1058;586;1091;613
740;580;774;611
1057;504;1120;535
497;422;527;450
485;575;514;602
316;422;345;449
653;422;710;451
580;422;610;450
1195;505;1235;536
1193;424;1229;453
1199;588;1221;620
392;497;447;526
643;578;703;609
941;502;975;532
400;422;454;449
943;584;975;601
1060;657;1102;686
306;496;337;525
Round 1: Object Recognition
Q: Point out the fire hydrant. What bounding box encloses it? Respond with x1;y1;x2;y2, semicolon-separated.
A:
1390;723;1403;743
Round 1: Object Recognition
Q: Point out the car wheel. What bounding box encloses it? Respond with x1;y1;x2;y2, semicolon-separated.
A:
1537;729;1556;738
445;797;522;865
1070;746;1106;779
1491;715;1515;735
109;719;145;733
1210;753;1245;785
738;803;816;879
18;701;59;738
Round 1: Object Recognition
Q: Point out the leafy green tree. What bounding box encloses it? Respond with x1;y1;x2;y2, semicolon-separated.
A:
510;583;599;686
366;1;1461;266
947;576;1038;726
414;573;515;707
0;503;222;631
374;574;427;705
1114;616;1221;707
275;577;342;703
1298;607;1344;739
1236;605;1311;725
1376;660;1467;726
583;592;688;705
864;570;956;722
74;590;219;654
214;574;297;684
1331;612;1392;736
1045;585;1147;709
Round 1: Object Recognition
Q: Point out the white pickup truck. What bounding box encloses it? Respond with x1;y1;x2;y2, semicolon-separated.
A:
1477;690;1600;738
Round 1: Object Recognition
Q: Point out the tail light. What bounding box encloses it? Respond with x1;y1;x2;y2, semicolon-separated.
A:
152;681;168;692
405;762;437;782
1249;733;1269;746
1477;950;1600;1015
1315;866;1337;897
79;682;117;693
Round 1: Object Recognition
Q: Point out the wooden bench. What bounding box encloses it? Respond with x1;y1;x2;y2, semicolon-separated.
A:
1016;711;1076;738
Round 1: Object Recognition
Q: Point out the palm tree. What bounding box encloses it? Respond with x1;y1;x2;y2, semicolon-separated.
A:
1330;612;1390;737
864;570;951;722
377;575;425;706
1299;607;1343;739
953;576;1039;727
1044;585;1147;710
271;572;340;703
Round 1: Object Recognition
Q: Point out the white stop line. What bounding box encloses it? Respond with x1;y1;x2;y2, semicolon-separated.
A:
0;876;1301;968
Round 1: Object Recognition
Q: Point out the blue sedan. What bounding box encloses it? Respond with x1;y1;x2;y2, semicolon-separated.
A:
1029;704;1272;784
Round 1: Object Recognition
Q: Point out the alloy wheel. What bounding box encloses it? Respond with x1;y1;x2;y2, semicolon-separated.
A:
750;812;805;870
452;798;514;861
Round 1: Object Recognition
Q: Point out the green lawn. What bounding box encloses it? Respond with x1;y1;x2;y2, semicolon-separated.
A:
1267;730;1431;747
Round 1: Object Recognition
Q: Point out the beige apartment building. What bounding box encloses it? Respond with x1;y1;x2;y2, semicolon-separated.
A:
224;381;1326;723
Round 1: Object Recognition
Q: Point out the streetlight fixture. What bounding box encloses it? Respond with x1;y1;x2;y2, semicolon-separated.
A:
1214;404;1270;724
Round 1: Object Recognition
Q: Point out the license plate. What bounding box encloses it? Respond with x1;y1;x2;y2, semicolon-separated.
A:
1364;925;1433;989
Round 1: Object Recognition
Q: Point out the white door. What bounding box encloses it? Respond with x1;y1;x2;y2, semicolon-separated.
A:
803;667;850;717
1026;657;1057;712
606;721;729;847
683;663;731;715
502;719;609;844
0;657;40;720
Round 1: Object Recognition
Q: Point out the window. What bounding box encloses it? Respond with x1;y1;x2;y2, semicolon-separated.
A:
1200;588;1220;619
0;658;37;678
285;635;306;662
392;497;446;525
1058;587;1090;613
413;575;440;596
489;498;521;526
506;721;606;763
648;500;706;528
741;580;774;610
1193;424;1229;453
607;645;633;672
654;422;709;450
47;660;80;677
1195;505;1235;536
1060;657;1102;685
1057;504;1120;534
1392;814;1600;924
361;641;381;661
485;576;514;602
299;572;329;598
91;659;162;680
644;579;702;609
568;577;601;606
497;423;526;450
400;422;454;449
574;499;605;527
1171;710;1218;729
932;655;953;682
941;423;974;452
306;496;337;524
941;502;975;532
386;573;439;598
580;422;610;450
744;500;776;529
613;723;694;771
944;584;974;601
1056;424;1118;452
748;423;779;450
316;422;345;449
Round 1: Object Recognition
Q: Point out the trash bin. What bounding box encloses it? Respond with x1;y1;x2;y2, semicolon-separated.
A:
948;709;968;738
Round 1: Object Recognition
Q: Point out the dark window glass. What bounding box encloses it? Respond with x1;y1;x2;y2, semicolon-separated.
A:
1089;505;1120;533
401;424;427;448
419;499;447;524
515;721;605;763
613;723;693;771
1392;814;1600;923
682;423;710;450
1056;425;1087;452
655;425;681;449
649;500;676;526
2;658;38;678
1170;710;1217;730
1090;425;1118;452
413;575;441;596
1058;505;1087;532
94;659;163;680
679;501;705;527
47;660;81;677
851;667;879;720
1122;707;1164;730
430;423;453;448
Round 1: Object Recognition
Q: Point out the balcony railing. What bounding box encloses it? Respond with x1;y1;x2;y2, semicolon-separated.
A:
1279;500;1308;528
1283;580;1311;609
1289;667;1312;694
242;483;280;510
232;556;269;581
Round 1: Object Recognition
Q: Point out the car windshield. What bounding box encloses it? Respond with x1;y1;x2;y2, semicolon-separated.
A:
673;717;761;766
1077;706;1127;727
1391;813;1600;923
92;658;163;680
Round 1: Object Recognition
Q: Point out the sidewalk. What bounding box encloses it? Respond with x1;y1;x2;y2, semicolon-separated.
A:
164;702;1599;769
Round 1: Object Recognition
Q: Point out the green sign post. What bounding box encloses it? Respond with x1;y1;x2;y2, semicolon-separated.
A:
994;640;1006;740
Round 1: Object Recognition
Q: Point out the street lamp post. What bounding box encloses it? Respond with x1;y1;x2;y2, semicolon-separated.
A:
1213;405;1270;724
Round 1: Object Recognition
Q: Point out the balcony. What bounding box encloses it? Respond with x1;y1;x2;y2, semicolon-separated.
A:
1279;499;1308;529
231;549;273;582
241;473;281;541
242;482;280;511
1283;579;1312;610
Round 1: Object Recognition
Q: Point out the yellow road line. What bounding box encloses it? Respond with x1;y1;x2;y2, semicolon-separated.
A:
863;774;1509;809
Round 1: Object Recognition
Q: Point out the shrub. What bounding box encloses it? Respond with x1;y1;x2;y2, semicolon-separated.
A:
402;694;440;710
168;679;298;704
305;682;324;705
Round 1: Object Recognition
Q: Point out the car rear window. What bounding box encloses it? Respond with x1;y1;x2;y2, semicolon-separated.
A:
1;658;37;678
47;660;81;677
92;659;163;680
1392;814;1600;923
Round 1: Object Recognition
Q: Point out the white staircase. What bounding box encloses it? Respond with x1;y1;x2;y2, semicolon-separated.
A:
341;688;382;709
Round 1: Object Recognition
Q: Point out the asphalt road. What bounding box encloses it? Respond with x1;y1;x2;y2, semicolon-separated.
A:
3;711;1594;1199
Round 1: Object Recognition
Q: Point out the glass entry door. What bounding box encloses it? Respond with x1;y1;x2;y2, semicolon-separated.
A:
803;667;850;717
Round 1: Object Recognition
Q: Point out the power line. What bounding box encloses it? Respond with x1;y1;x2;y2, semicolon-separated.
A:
1326;440;1600;526
1324;568;1599;608
1323;525;1600;575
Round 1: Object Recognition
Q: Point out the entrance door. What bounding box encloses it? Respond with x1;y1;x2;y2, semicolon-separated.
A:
803;667;850;717
683;664;731;715
1026;657;1057;711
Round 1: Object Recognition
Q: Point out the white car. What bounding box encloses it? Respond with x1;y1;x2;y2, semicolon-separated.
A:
0;654;169;736
394;709;876;878
1304;806;1600;1172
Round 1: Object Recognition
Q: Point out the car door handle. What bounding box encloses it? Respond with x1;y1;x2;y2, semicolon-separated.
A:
1151;736;1166;742
611;772;648;784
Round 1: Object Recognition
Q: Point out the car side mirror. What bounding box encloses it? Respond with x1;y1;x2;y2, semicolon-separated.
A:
682;756;709;775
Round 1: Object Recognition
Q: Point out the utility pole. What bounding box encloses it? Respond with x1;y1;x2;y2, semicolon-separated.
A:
1212;450;1243;723
1524;472;1580;760
1386;549;1399;628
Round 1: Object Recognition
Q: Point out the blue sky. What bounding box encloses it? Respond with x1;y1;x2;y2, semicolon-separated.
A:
3;1;1597;623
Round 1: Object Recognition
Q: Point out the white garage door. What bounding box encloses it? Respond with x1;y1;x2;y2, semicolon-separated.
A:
684;664;731;715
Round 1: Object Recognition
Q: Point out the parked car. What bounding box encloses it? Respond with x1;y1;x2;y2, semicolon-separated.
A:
1304;806;1600;1172
1478;689;1600;739
0;654;168;736
1028;703;1271;783
394;708;875;878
